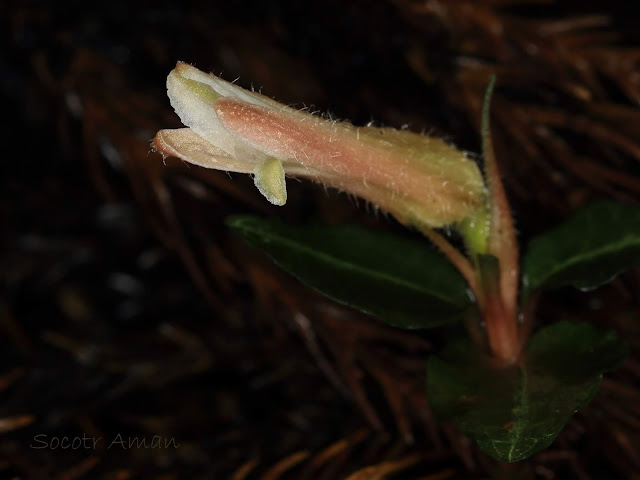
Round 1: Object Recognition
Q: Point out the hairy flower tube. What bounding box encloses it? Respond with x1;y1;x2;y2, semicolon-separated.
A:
152;62;487;230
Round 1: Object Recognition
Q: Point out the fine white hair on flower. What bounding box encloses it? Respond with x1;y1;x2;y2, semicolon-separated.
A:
152;62;487;229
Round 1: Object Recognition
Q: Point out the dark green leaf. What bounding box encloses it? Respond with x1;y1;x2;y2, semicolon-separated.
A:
523;201;640;296
227;216;473;329
527;321;629;382
426;321;628;462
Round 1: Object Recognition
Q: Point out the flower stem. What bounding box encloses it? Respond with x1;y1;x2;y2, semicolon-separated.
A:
484;290;520;363
476;254;520;364
420;227;479;298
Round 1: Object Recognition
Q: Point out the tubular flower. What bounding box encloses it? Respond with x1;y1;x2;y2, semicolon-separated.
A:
152;62;486;229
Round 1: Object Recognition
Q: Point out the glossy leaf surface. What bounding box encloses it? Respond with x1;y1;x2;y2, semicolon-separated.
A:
523;201;640;295
228;216;473;328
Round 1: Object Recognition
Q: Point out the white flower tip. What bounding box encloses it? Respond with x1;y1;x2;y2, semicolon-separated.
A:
168;65;222;109
170;62;275;110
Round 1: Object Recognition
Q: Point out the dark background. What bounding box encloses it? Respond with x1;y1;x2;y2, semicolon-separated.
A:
2;1;639;478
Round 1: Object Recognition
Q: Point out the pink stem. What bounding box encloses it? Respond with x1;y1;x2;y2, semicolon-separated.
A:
483;78;520;324
482;77;521;360
421;228;479;302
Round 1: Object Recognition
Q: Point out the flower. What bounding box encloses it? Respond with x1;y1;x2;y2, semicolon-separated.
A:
152;62;486;229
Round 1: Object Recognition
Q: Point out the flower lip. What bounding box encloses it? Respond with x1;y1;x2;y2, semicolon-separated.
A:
152;128;255;173
172;62;277;109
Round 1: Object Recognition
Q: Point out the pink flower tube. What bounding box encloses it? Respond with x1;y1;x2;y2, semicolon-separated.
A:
152;62;486;229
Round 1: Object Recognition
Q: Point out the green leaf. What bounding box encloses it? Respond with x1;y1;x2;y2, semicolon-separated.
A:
227;216;473;329
426;321;628;462
523;201;640;296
